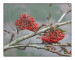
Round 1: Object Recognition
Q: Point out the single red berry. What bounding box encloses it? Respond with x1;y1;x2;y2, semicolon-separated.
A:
68;51;71;54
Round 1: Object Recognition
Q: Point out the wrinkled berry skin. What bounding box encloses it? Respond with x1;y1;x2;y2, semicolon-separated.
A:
40;29;65;43
15;13;39;32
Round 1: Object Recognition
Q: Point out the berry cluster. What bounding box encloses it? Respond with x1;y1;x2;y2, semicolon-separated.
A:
15;13;39;32
40;29;65;43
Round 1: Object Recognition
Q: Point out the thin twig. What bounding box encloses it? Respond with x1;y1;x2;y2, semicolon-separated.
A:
4;30;10;34
56;21;71;27
58;7;71;23
10;34;15;42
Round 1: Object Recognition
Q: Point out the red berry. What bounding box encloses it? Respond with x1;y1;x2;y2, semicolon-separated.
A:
15;13;39;32
40;29;65;43
68;51;71;54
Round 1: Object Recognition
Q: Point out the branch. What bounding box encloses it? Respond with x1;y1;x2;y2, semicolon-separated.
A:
58;7;71;23
56;21;71;27
4;43;71;56
4;6;71;51
4;43;71;49
46;43;71;47
4;20;71;50
4;30;10;34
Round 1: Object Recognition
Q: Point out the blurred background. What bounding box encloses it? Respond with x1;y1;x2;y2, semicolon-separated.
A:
4;3;71;56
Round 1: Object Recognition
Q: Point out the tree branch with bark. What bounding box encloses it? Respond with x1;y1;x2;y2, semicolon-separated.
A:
4;5;72;56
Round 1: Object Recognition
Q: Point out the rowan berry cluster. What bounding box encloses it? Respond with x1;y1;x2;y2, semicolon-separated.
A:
15;13;65;43
15;13;39;32
40;29;65;43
